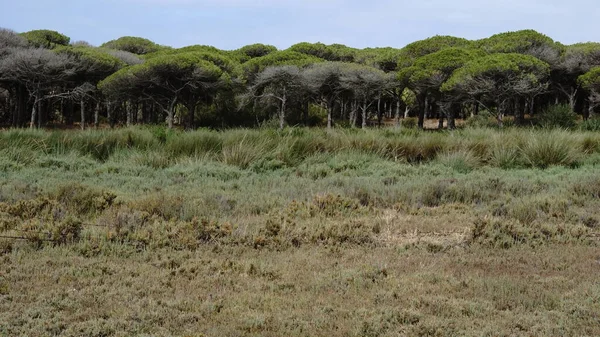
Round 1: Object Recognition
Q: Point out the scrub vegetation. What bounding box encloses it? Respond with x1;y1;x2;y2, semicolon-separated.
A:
0;126;599;336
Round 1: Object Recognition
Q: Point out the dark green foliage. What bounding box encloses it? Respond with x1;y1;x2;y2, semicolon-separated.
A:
242;50;322;83
288;42;357;62
397;35;472;68
477;30;558;54
237;43;278;61
579;118;600;131
20;29;70;49
578;66;600;91
537;104;578;129
2;27;600;130
101;36;162;55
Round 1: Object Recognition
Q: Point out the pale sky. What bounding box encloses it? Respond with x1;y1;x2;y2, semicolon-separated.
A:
1;0;599;50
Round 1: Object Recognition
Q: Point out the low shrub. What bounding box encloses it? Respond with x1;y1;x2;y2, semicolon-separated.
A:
310;194;361;217
55;183;117;215
579;118;600;131
465;111;497;128
470;216;591;248
520;132;582;168
537;104;578;129
402;117;419;129
436;150;481;173
221;136;270;169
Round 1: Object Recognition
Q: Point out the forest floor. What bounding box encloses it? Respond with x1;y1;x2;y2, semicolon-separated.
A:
0;127;599;337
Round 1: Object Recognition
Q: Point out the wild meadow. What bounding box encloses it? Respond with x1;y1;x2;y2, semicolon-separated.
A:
1;126;600;336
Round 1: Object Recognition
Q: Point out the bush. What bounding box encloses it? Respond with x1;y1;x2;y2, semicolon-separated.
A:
402;117;419;129
488;146;522;169
579;117;600;131
221;136;270;169
537;104;578;129
465;111;497;128
51;216;82;244
55;183;117;215
520;132;582;168
436;150;481;173
470;217;591;248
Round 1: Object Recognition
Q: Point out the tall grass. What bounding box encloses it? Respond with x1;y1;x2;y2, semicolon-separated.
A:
0;127;598;170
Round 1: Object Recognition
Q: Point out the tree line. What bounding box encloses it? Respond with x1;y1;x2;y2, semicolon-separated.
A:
1;28;600;130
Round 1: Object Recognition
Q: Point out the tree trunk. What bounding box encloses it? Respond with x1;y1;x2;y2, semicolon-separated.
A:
588;96;595;119
448;104;457;130
377;97;382;127
80;98;85;130
361;99;368;129
37;100;43;129
327;99;333;129
395;100;401;128
417;93;426;129
568;90;577;114
303;100;309;126
29;95;38;129
126;101;133;127
137;102;144;124
497;101;505;128
167;98;177;129
94;101;100;128
65;99;74;126
279;93;286;130
350;100;358;127
106;101;115;129
187;102;195;129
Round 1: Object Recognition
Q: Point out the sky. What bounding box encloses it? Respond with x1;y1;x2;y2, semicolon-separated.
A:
1;0;599;50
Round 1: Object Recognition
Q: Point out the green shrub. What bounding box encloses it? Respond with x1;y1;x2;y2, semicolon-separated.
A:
51;216;82;245
465;111;497;128
436;150;481;173
55;183;117;215
221;136;270;169
579;118;600;131
470;217;590;248
520;132;582;168
488;146;522;169
166;130;223;158
310;194;362;217
537;104;578;129
402;117;419;129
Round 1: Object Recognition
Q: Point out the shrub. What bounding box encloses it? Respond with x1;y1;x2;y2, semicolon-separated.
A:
402;117;419;129
488;146;522;169
166;130;223;158
221;136;270;169
310;194;361;217
520;132;582;168
436;150;481;173
55;184;117;215
470;217;590;248
537;104;578;129
579;117;600;131
51;216;82;245
465;111;497;128
311;220;375;245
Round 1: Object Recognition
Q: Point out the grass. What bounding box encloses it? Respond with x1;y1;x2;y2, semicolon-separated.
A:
0;126;599;336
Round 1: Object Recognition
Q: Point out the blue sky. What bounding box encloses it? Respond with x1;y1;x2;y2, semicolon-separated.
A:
1;0;599;50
